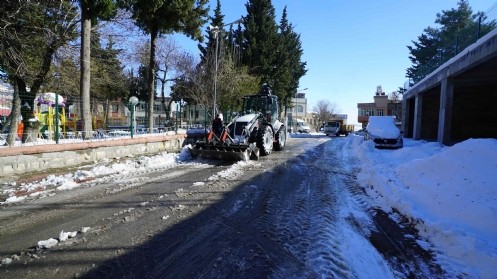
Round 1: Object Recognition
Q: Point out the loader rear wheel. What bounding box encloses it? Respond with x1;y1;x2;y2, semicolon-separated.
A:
257;125;273;156
274;126;286;151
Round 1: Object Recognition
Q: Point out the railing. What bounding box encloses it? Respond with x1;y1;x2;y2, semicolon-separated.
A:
406;2;497;88
0;125;212;148
0;92;217;148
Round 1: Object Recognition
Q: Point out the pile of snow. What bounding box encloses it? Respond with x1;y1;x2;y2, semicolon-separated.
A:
37;238;58;249
353;137;497;278
207;160;255;181
1;146;195;204
36;229;83;250
58;230;78;242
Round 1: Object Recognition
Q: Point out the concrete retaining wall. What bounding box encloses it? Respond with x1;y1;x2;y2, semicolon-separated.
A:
0;134;186;177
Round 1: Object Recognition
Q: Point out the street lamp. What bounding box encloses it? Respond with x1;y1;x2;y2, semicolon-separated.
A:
209;18;243;119
128;96;138;138
209;25;220;119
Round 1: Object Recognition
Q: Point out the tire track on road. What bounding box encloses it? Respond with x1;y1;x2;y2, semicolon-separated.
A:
261;146;355;278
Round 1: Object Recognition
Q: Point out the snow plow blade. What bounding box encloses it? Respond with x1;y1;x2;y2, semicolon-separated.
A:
189;144;260;162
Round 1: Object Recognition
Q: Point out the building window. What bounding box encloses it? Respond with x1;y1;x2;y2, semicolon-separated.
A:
376;109;383;116
111;104;118;113
296;105;304;113
359;108;374;116
137;103;145;112
189;110;199;119
136;117;146;125
155;104;167;113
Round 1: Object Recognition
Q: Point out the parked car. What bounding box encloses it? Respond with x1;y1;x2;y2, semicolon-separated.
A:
365;116;403;149
296;119;311;133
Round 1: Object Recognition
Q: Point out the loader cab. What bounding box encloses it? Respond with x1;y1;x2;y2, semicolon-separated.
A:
242;94;278;123
259;84;278;122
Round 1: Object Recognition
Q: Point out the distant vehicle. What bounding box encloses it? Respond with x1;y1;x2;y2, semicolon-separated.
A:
324;119;354;136
295;119;311;133
365;116;403;149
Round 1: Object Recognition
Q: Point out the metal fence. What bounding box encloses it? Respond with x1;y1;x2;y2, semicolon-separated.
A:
0;91;216;148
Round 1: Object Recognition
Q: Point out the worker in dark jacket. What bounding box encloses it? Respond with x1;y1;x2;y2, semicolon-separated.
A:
212;113;224;135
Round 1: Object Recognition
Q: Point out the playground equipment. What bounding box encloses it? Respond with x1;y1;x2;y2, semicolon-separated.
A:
35;92;66;140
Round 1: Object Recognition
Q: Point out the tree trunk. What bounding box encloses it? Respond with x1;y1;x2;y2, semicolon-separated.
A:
80;11;92;139
147;30;158;133
6;82;21;146
104;99;109;128
161;64;167;105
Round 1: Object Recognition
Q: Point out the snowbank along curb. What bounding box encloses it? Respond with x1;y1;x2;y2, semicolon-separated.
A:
0;134;186;177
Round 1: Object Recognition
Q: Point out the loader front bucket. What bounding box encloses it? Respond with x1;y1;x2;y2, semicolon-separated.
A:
189;143;260;162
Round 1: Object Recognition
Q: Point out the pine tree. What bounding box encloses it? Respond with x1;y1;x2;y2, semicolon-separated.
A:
242;0;279;83
91;34;128;103
45;56;80;99
406;27;440;81
196;0;225;114
198;0;224;64
241;3;307;115
127;67;149;102
406;0;496;82
273;6;307;116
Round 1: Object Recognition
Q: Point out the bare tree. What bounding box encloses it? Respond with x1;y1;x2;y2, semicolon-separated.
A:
97;9;145;68
389;91;403;120
155;38;179;105
312;99;339;128
172;52;210;106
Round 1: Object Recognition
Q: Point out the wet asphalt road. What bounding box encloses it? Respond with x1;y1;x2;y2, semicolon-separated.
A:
0;135;442;278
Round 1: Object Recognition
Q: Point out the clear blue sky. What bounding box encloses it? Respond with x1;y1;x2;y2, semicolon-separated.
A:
174;0;496;125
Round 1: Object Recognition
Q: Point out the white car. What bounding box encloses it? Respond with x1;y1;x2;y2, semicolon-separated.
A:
296;120;311;133
365;116;403;149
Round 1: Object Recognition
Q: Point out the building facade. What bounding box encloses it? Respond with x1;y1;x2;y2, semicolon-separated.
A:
0;82;13;124
287;91;308;129
357;86;402;128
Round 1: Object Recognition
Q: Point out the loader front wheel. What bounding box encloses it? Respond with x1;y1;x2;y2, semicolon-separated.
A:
257;125;273;156
274;126;286;151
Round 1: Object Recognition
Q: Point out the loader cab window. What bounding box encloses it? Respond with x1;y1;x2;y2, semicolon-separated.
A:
269;96;278;121
243;97;266;114
242;95;278;120
242;98;258;113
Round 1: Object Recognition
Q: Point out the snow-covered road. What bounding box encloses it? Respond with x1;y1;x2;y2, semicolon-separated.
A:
1;134;495;278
